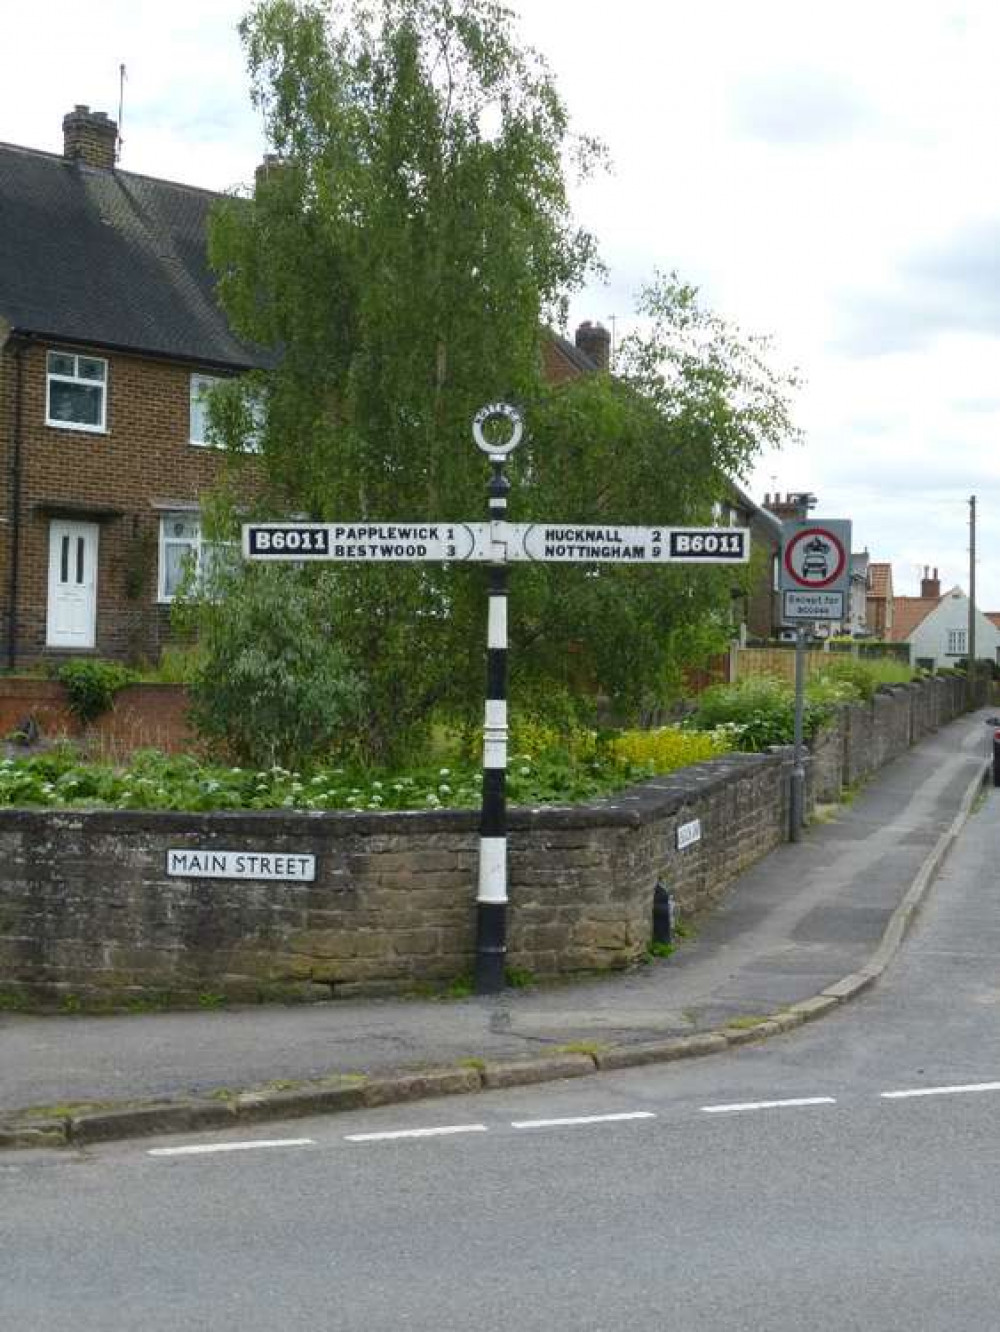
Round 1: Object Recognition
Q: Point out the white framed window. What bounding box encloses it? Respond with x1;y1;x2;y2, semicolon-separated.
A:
190;373;264;452
158;512;232;603
46;351;107;432
947;628;967;656
189;374;221;446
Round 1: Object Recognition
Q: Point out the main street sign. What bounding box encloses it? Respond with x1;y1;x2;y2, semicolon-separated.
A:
244;521;750;565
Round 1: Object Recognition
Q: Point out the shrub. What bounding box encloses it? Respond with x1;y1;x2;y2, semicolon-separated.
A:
608;726;731;769
688;676;839;750
58;659;134;724
183;564;365;770
812;656;914;700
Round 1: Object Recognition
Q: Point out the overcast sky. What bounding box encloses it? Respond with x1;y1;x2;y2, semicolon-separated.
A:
4;0;999;606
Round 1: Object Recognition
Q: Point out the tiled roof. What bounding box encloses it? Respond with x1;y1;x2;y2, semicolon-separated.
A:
986;612;1000;631
867;562;893;597
890;596;940;642
542;331;598;383
0;141;269;370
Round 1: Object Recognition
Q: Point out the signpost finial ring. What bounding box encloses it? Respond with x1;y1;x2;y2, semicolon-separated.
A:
472;402;523;458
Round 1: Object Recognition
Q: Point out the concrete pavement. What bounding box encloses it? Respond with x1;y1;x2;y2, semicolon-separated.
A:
0;707;992;1147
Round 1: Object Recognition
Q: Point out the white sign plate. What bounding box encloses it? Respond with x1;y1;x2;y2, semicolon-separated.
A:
244;522;749;565
167;849;316;881
783;590;845;621
508;525;749;564
676;818;702;850
243;523;488;562
779;520;852;594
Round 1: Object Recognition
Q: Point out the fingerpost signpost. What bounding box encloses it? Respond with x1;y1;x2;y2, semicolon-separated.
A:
778;518;852;841
243;403;752;994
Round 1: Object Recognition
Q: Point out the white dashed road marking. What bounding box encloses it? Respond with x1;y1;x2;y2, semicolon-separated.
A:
344;1124;488;1143
511;1112;656;1130
881;1081;1000;1101
148;1138;315;1157
701;1097;837;1115
143;1080;1000;1159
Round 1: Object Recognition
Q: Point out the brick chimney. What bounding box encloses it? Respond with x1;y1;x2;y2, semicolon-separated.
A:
920;566;940;599
763;491;817;523
63;105;117;170
574;320;611;371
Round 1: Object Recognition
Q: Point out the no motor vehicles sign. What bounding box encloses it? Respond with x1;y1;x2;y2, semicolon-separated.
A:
779;520;851;595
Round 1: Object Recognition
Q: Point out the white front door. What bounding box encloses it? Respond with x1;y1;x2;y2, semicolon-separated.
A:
47;520;99;648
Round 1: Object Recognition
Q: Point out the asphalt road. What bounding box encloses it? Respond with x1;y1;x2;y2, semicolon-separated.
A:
4;789;1000;1330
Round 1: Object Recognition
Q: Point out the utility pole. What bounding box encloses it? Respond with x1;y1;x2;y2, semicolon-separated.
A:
969;494;977;694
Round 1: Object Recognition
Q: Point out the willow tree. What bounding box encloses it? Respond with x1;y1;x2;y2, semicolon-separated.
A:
199;0;797;757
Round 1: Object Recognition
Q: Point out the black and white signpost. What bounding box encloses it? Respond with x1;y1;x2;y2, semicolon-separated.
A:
471;403;520;993
778;519;852;842
243;403;752;995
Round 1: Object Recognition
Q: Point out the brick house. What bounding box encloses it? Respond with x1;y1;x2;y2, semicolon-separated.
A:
2;105;781;672
866;561;894;639
1;107;628;670
0;106;270;668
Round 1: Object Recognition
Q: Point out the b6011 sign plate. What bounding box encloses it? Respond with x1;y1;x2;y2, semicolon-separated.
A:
513;525;748;564
243;522;749;565
243;523;481;562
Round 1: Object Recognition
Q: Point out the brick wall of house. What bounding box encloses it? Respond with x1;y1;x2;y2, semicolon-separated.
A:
0;680;194;755
0;341;259;667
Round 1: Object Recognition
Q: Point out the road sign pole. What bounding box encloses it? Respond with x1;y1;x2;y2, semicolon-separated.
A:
242;405;752;996
471;406;522;996
790;626;806;842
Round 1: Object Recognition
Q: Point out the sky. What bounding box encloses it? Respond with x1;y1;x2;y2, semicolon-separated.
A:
4;0;999;606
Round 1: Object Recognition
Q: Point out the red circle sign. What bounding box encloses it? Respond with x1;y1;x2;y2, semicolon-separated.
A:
783;527;847;589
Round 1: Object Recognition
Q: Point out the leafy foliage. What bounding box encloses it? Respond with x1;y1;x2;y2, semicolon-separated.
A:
195;0;800;755
688;676;846;750
812;656;915;701
0;722;734;812
57;659;134;724
181;562;365;770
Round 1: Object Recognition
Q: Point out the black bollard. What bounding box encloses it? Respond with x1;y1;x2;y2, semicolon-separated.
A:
652;880;676;945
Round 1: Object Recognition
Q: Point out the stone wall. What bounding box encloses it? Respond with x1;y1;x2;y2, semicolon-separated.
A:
809;673;981;803
0;750;792;1006
0;674;984;1007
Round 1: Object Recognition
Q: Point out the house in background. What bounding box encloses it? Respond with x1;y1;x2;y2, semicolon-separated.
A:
890;567;1000;669
843;551;868;636
723;482;783;641
866;562;894;639
0;106;617;670
0;105;269;668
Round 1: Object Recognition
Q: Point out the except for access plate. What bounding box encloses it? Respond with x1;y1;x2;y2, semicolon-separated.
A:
782;590;845;621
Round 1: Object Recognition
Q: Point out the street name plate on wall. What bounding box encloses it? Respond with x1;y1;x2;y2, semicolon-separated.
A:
166;850;316;881
676;819;702;850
